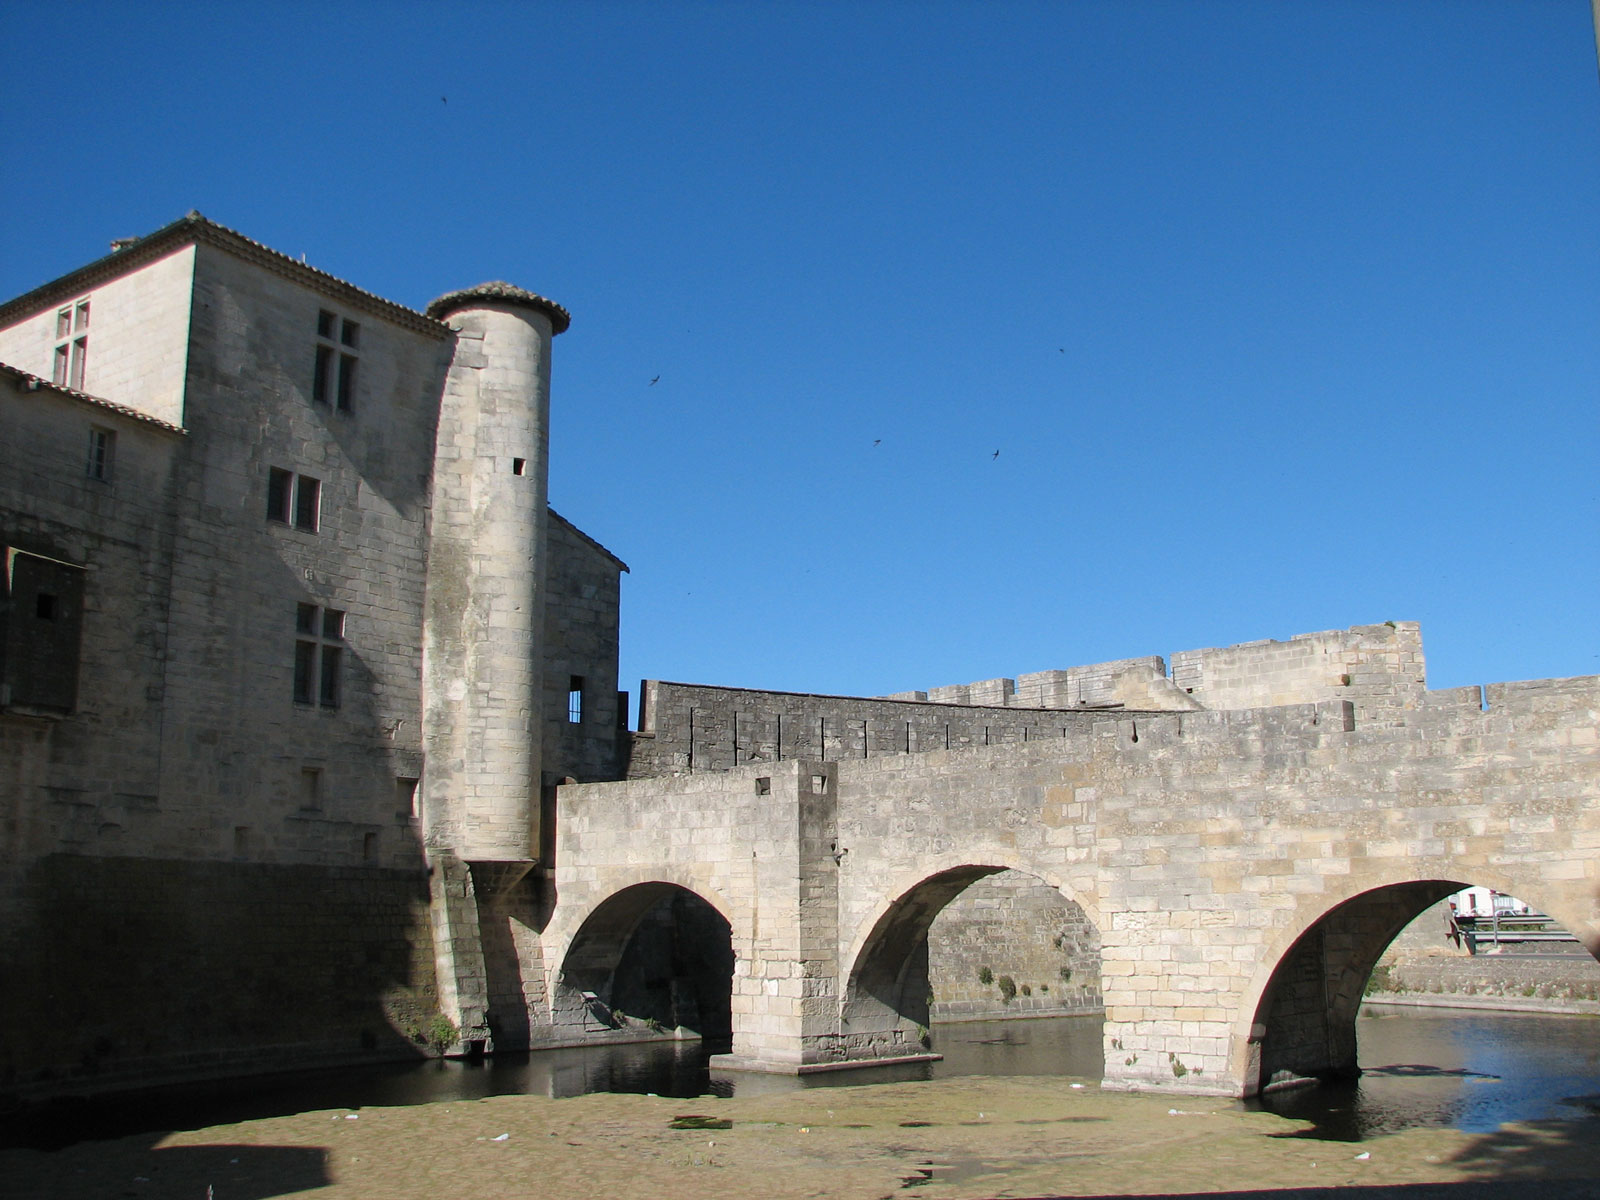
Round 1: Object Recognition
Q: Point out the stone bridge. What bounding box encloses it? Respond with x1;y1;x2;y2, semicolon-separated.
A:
539;671;1600;1097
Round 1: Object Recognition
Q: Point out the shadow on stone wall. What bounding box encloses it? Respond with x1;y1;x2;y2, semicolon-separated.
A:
2;853;440;1104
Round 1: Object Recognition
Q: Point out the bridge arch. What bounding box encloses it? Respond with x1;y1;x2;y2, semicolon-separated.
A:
841;859;1100;1055
549;878;735;1043
1236;871;1600;1097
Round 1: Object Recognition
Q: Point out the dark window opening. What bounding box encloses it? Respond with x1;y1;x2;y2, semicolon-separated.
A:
294;604;344;708
313;344;334;404
336;354;356;411
512;457;525;476
319;645;342;707
293;475;320;531
315;310;358;412
267;468;293;521
86;427;114;481
35;593;56;620
269;470;321;533
293;640;316;704
568;675;584;724
300;766;322;811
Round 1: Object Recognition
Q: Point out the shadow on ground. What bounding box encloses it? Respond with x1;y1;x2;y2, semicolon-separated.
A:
1;1135;328;1200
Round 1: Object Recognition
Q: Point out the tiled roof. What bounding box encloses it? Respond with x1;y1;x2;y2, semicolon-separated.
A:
0;212;452;337
0;362;187;435
426;282;571;335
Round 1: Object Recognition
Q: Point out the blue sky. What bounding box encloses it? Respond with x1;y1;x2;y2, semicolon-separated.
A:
4;1;1597;706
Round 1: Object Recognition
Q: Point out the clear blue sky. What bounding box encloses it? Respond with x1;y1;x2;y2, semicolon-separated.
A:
4;1;1597;706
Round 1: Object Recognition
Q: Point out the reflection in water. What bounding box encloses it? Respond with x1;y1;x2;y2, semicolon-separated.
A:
1254;1004;1600;1140
2;1017;1102;1150
10;1007;1600;1151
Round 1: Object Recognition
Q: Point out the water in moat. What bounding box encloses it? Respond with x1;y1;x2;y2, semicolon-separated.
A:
9;1007;1600;1150
1252;1003;1600;1140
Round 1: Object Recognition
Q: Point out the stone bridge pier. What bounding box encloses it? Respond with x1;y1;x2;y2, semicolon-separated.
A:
549;674;1600;1096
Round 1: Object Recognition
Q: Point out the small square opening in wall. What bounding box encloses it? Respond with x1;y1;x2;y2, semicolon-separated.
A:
568;675;584;723
755;777;771;796
363;830;378;863
811;773;828;795
512;457;525;476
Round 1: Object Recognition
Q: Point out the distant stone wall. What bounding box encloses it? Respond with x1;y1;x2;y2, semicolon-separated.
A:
1;855;440;1102
1171;622;1426;726
908;656;1198;713
627;681;1157;778
890;623;1427;725
928;870;1102;1020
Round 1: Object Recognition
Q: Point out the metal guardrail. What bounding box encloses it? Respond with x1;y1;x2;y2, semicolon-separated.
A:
1454;913;1580;948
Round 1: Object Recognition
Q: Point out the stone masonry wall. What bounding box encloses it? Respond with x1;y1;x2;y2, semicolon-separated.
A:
0;377;184;929
542;511;626;785
561;666;1599;1093
928;870;1102;1019
0;855;440;1103
1170;621;1426;726
886;624;1425;723
0;244;197;427
163;242;449;869
627;680;1161;778
905;656;1198;712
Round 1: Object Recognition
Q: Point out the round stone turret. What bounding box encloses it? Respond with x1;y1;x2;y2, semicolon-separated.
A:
419;283;566;863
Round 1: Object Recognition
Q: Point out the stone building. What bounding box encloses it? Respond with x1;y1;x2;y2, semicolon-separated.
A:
0;214;625;1096
6;215;1589;1103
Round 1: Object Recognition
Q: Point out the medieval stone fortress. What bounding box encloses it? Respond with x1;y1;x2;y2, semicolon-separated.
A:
2;214;1596;1106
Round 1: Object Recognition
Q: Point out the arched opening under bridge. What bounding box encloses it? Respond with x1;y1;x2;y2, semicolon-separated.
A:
1247;878;1600;1099
554;883;733;1044
843;865;1102;1062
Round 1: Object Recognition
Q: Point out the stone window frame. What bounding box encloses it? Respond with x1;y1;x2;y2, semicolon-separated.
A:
293;602;345;709
52;296;90;390
266;466;321;533
85;425;115;482
313;308;359;413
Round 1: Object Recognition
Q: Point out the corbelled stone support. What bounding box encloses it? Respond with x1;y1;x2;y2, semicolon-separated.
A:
426;851;492;1048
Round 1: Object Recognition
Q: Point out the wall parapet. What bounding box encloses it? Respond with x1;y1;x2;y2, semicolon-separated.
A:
626;680;1176;778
